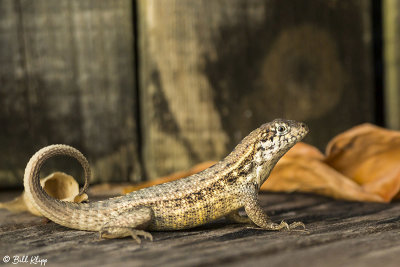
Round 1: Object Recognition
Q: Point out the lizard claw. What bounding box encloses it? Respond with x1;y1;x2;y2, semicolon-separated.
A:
247;220;290;231
99;227;153;243
278;220;290;230
247;220;306;231
288;221;306;230
129;229;153;243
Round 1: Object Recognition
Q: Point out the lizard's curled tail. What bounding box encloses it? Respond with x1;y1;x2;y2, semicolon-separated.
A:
23;144;96;230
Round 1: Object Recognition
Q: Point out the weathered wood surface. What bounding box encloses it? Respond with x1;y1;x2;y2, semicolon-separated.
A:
1;191;399;267
0;0;140;186
0;0;380;186
138;0;376;179
384;0;400;130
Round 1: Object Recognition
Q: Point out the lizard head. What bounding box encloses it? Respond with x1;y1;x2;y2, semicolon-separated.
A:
251;119;309;186
256;119;309;159
220;119;308;188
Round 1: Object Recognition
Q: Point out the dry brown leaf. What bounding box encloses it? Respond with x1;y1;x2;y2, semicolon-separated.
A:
325;124;400;202
0;194;27;213
90;183;133;197
284;142;325;160
261;143;384;202
325;124;400;179
0;172;88;216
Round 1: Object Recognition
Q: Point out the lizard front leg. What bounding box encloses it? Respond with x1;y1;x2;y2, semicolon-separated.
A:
100;206;154;243
243;189;305;230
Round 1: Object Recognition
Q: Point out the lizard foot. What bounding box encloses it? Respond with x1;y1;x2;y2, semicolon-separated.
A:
128;229;153;244
99;227;153;243
264;220;289;230
246;220;306;231
288;221;306;230
246;220;288;230
266;220;306;231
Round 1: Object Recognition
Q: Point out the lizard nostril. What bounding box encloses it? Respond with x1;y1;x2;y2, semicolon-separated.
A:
300;123;308;132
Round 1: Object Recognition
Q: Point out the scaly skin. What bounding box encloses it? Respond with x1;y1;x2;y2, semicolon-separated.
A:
24;119;309;242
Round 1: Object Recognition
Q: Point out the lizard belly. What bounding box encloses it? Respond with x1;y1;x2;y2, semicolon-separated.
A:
148;193;242;230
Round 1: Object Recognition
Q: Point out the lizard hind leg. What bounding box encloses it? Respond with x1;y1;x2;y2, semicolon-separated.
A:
99;206;154;243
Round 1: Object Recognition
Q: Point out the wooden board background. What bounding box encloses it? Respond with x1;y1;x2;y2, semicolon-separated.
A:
0;0;141;186
138;0;375;179
0;0;380;186
384;0;400;130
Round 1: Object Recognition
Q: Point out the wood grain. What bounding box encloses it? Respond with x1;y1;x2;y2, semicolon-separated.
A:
138;0;376;179
0;0;378;185
1;191;399;266
0;0;140;186
384;0;400;129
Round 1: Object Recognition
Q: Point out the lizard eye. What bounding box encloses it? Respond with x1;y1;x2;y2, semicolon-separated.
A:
277;125;288;135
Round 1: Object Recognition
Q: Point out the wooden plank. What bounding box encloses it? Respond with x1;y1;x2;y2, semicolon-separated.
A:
0;0;140;186
138;0;375;179
1;191;399;266
384;0;400;129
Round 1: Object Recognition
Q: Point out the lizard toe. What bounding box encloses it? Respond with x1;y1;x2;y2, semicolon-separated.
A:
128;229;153;243
288;221;306;230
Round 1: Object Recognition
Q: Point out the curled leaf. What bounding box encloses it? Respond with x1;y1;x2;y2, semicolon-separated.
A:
262;143;384;202
325;124;400;202
0;172;88;216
